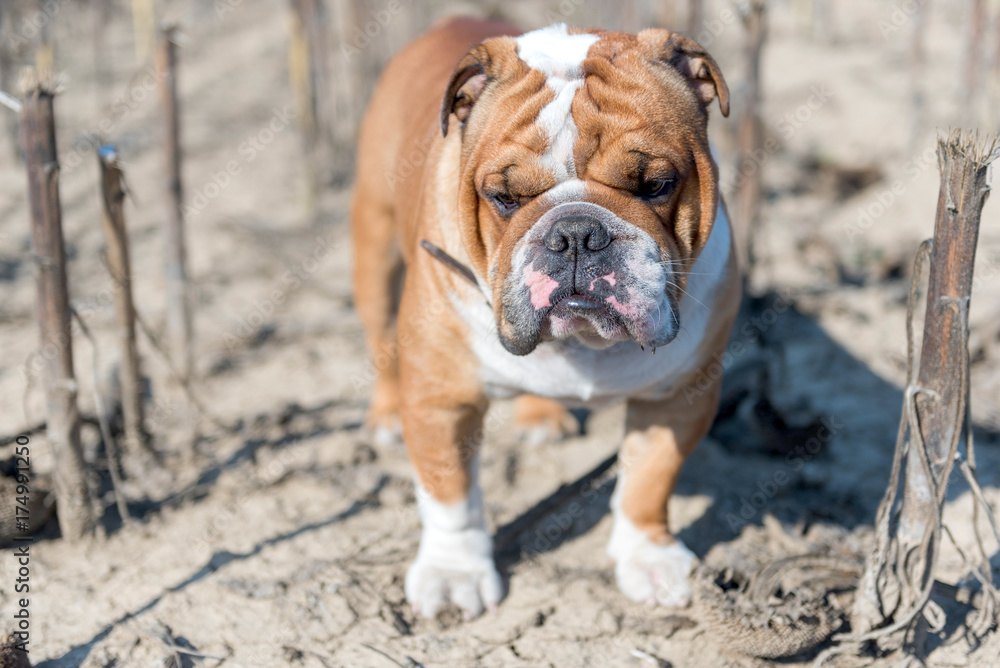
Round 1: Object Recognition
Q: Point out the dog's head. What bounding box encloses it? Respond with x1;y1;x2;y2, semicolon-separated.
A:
441;24;729;355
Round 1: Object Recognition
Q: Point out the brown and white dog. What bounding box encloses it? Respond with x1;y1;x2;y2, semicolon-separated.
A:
351;17;740;618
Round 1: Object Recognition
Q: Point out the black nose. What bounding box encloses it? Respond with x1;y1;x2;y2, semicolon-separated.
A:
544;216;612;254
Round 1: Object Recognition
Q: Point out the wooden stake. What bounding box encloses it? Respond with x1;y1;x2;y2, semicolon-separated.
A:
131;0;156;65
98;145;149;458
21;74;95;541
963;0;986;123
0;4;25;156
811;0;831;42
658;0;678;30
330;0;360;153
992;5;1000;128
735;0;767;277
157;25;193;381
687;0;703;36
908;0;929;149
304;0;331;145
35;0;54;76
852;131;998;650
92;0;113;102
288;0;325;212
913;132;994;488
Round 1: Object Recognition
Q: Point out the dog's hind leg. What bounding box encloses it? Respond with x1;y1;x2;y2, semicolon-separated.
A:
514;395;580;446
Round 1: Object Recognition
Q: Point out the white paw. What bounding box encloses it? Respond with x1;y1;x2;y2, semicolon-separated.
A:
405;537;503;619
372;423;402;448
611;540;696;607
406;473;503;619
607;477;697;607
368;413;402;447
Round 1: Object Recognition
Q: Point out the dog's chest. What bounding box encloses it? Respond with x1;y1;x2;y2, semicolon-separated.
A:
470;326;705;404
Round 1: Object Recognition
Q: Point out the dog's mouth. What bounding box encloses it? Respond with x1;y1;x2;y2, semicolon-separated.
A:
554;294;606;316
539;293;633;347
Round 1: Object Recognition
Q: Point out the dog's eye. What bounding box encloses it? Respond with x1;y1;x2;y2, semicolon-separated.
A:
491;192;519;215
637;177;675;200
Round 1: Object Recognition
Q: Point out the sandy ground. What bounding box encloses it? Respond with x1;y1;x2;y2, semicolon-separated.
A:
0;0;999;666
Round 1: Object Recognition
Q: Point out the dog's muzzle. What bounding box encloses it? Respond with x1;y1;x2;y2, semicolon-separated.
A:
498;202;679;356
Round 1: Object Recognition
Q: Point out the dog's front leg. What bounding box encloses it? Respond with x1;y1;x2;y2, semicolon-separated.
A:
398;313;502;619
608;376;722;608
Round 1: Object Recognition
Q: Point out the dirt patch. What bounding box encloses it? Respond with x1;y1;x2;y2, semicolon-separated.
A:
0;1;998;667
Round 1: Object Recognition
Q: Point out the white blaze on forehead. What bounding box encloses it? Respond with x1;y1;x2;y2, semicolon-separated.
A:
516;24;599;182
515;23;596;77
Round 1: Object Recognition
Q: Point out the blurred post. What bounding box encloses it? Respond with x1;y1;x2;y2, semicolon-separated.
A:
92;0;113;97
98;145;150;458
687;0;703;36
131;0;156;65
330;0;365;160
305;0;331;138
658;0;677;30
963;0;985;124
992;5;1000;127
157;25;194;381
812;0;831;42
288;0;323;215
34;0;54;75
1;4;27;155
908;0;928;149
734;0;766;278
21;73;95;541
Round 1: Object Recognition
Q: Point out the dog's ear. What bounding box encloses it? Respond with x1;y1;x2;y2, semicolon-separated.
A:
440;37;519;137
637;29;730;117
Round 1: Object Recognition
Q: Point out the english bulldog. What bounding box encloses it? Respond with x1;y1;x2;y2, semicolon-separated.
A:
351;17;740;618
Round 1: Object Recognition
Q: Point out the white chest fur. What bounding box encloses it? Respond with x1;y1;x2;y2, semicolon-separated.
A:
455;206;732;406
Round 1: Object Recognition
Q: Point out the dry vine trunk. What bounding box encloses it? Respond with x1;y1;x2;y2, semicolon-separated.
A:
158;26;194;381
963;0;986;123
687;0;703;35
98;146;149;457
21;75;95;541
851;131;998;653
289;0;332;211
735;0;766;275
908;0;928;149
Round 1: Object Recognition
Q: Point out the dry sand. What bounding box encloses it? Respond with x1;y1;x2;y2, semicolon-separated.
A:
0;0;998;666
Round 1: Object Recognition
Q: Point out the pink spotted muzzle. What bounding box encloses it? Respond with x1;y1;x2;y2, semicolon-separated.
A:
498;202;679;356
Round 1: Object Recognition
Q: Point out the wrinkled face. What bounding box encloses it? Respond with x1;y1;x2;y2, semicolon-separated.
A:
444;25;728;356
